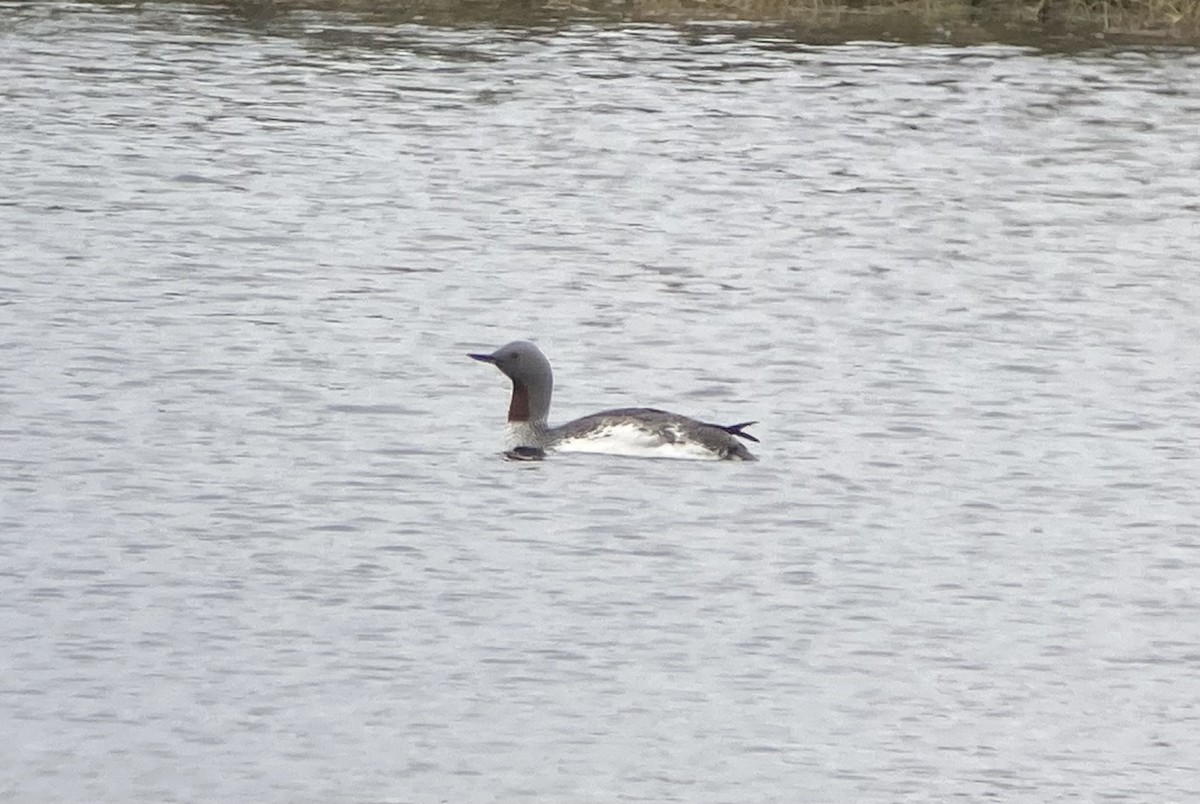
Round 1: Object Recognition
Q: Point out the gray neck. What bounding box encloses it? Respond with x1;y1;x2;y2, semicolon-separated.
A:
525;379;552;425
506;375;552;449
507;363;553;429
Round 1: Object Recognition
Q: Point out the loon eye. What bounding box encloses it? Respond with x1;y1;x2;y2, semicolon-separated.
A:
509;352;520;360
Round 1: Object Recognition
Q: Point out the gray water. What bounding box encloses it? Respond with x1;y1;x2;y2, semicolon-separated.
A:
3;2;1200;800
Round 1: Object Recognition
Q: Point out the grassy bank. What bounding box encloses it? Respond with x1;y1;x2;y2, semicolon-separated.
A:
190;0;1200;42
624;0;1200;40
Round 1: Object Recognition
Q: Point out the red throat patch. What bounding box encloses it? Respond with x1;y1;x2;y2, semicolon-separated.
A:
507;381;530;422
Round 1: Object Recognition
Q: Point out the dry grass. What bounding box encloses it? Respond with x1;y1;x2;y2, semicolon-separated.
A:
1049;0;1200;34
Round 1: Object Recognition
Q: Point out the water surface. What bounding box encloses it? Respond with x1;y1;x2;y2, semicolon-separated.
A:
3;3;1200;801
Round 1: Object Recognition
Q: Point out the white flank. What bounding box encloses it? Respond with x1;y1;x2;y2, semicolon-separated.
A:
552;421;722;461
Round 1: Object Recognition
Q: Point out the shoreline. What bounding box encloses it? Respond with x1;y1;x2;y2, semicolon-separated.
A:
84;0;1200;44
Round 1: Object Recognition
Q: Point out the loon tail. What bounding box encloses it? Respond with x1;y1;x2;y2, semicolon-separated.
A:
717;420;759;443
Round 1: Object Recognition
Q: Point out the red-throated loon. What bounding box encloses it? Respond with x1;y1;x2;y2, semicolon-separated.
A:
469;340;758;461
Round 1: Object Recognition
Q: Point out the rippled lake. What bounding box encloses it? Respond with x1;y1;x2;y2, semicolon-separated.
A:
3;2;1200;800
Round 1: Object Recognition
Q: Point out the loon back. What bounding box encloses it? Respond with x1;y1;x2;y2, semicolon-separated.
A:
550;408;758;462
